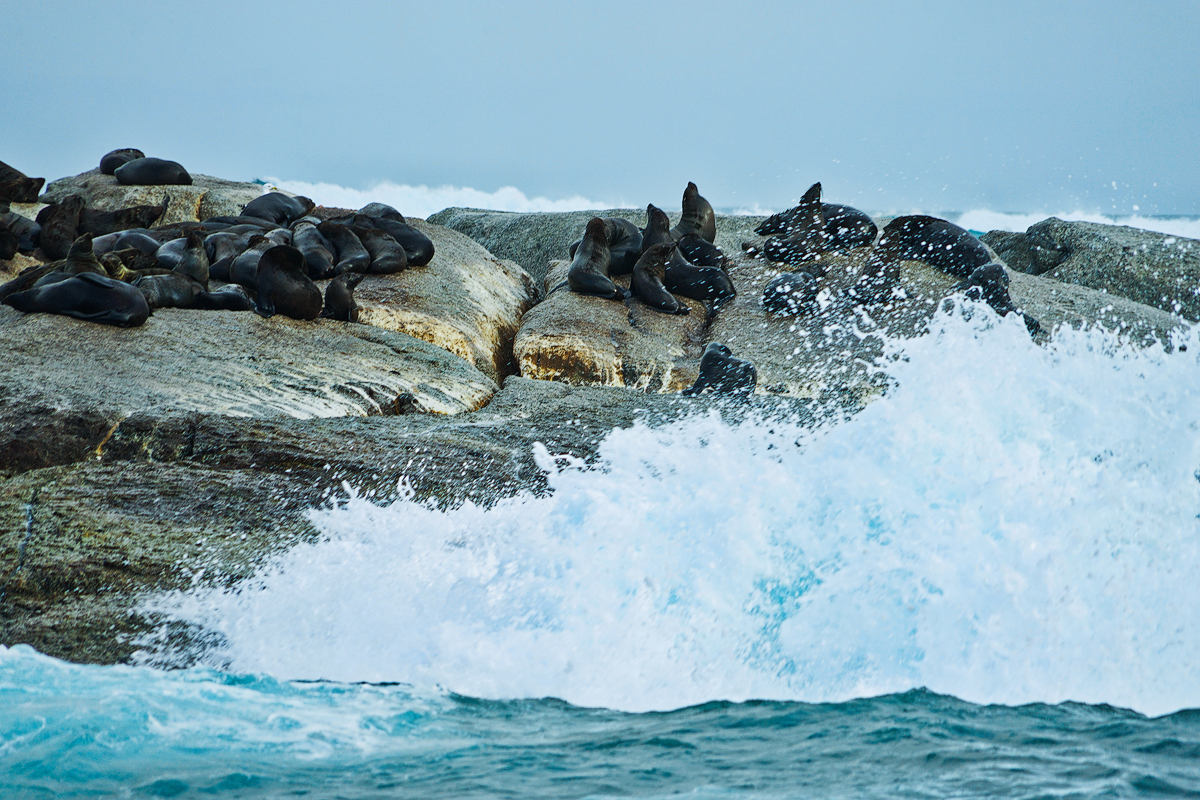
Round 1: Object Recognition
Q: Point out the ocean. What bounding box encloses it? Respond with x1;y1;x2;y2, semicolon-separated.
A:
3;187;1200;798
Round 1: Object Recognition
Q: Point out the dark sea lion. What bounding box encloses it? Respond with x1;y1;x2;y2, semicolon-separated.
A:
0;227;16;261
683;343;757;396
641;204;675;250
229;234;275;287
369;217;435;266
201;215;282;231
291;218;336;279
1;233;105;299
759;183;832;269
632;243;689;315
114;157;192;186
99;148;145;175
756;196;878;248
318;222;371;274
866;215;992;280
0;160;45;203
94;230;162;257
79;194;168;235
100;251;172;281
36;195;85;260
568;218;644;276
358;202;405;222
255;245;322;320
567;217;624;301
956;262;1041;334
353;227;408;274
670;182;717;243
194;283;255;311
3;271;150;327
321;271;367;322
154;238;187;271
664;246;736;306
240;192;316;226
1;210;40;253
133;272;203;309
677;232;727;270
175;229;210;287
761;271;819;316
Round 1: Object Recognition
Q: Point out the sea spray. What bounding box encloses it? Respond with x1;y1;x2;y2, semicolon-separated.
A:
142;307;1200;716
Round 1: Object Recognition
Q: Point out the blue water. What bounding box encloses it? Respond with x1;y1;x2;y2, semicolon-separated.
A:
4;306;1200;797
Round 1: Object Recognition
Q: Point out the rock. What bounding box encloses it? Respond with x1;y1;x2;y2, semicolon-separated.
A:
0;376;804;665
40;169;267;227
983;218;1200;321
428;206;763;287
0;306;499;474
513;260;707;390
351;219;539;382
1;251;39;284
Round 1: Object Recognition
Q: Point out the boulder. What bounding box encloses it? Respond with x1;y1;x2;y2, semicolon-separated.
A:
982;218;1200;321
40;169;267;227
0;307;498;469
428;206;763;287
351;219;539;382
513;261;707;390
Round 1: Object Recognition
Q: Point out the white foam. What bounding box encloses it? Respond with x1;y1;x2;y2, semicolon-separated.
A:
955;209;1200;239
262;178;612;220
148;308;1200;717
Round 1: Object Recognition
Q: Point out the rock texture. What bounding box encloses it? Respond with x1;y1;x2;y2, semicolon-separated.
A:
513;261;707;390
983;218;1200;321
353;219;539;382
40;170;267;226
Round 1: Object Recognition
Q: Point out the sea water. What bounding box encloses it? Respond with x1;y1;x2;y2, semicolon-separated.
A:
3;303;1200;797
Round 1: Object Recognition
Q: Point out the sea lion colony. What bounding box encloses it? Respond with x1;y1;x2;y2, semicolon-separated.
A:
2;154;1037;396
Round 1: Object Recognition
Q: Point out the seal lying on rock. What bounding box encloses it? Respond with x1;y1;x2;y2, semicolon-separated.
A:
114;157;192;186
677;232;727;270
754;183;877;245
567;217;625;301
955;262;1042;334
632;243;689;315
664;245;736;306
761;271;819;316
0;160;45;203
133;272;203;309
194;283;255;311
670;182;716;243
291;217;336;279
241;192;315;226
321;271;366;322
318;222;370;275
866;215;991;280
3;271;151;327
255;245;322;320
99;148;145;175
78;194;169;236
683;343;757;396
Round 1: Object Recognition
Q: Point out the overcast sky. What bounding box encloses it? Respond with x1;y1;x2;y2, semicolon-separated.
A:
6;1;1198;215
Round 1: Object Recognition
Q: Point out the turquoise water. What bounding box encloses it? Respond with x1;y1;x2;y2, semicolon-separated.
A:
4;306;1200;797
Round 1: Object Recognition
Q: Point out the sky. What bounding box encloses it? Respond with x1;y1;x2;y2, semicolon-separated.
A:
5;1;1199;216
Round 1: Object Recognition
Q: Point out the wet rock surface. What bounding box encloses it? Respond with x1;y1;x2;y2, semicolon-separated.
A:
41;169;267;226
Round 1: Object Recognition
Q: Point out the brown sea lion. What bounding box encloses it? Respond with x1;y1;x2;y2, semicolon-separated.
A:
567;217;624;301
99;148;145;175
682;343;757;396
255;245;322;320
36;195;85;260
321;271;367;322
79;194;168;236
318;222;371;274
631;243;689;315
0;160;45;203
114;157;192;186
641;204;675;250
568;218;643;275
670;182;716;243
3;272;150;327
240;192;315;226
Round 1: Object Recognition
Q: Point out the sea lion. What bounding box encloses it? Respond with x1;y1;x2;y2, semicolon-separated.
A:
133;272;203;309
1;234;106;299
321;271;366;322
1;210;40;253
641;204;675;250
318;222;371;274
3;271;150;327
664;246;736;306
36;195;85;260
291;218;336;279
114;157;192;186
632;243;689;315
0;160;45;203
194;283;255;311
683;343;757;396
99;251;172;281
79;194;168;235
358;202;405;222
0;227;16;261
240;192;316;226
229;234;276;287
353;227;408;274
677;232;727;270
761;271;819;316
153;237;187;271
255;245;322;320
755;191;878;247
99;148;145;175
955;262;1042;334
568;218;643;275
201;215;282;231
362;216;435;267
865;215;992;280
93;230;162;257
175;229;210;287
670;182;717;243
567;217;624;301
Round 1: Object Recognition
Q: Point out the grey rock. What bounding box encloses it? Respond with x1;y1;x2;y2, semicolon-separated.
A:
41;169;268;227
983;218;1200;321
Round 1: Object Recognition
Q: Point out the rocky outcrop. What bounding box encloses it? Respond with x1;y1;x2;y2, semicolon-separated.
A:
353;219;539;382
40;169;267;226
513;260;707;390
983;218;1200;321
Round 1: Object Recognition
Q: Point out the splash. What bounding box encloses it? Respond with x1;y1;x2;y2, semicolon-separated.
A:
146;309;1200;716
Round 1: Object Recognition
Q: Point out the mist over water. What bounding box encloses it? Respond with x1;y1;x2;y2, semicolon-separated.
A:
145;308;1200;718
